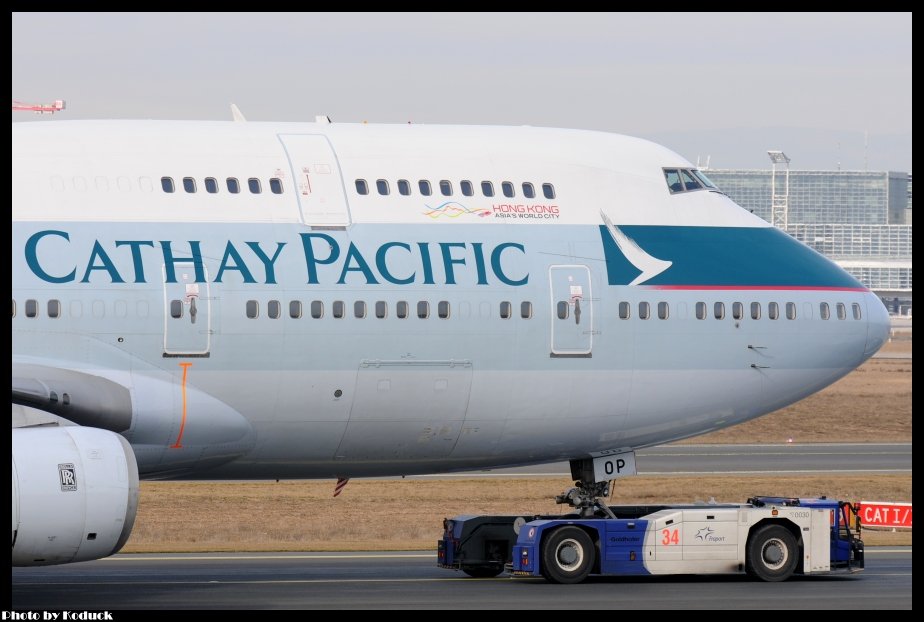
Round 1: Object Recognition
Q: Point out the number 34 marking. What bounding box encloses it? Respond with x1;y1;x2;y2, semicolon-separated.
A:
661;528;680;546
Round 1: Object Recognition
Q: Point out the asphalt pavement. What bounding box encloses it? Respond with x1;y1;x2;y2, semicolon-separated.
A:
11;548;911;610
414;443;912;478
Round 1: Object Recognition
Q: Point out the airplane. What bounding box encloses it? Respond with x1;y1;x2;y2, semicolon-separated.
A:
11;118;890;566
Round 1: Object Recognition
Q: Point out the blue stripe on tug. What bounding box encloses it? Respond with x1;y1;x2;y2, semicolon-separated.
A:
511;519;651;576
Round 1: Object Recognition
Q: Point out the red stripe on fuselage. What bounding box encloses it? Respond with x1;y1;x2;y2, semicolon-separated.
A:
645;285;869;292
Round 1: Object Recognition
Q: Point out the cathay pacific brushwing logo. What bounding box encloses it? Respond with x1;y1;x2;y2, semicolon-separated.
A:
600;211;672;286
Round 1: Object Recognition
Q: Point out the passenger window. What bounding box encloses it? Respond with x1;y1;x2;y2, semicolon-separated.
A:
639;301;650;320
289;301;302;319
481;181;494;197
732;302;744;320
268;300;281;319
460;180;474;196
417;301;430;319
354;301;367;318
25;299;39;318
714;302;725;320
333;301;345;319
502;181;514;198
376;179;390;195
396;301;409;319
439;180;452;196
522;182;535;199
419;180;432;196
520;301;532;319
820;302;830;320
836;303;847;320
768;302;779;320
618;301;630;319
11;300;15;318
658;302;669;320
47;299;61;318
375;301;387;319
500;301;512;319
161;177;175;193
246;300;258;319
227;177;241;194
438;301;450;319
171;300;183;319
204;177;218;193
663;169;682;193
852;303;862;320
269;178;284;194
183;177;196;193
542;183;556;199
680;169;702;191
310;301;324;319
397;179;411;196
750;302;761;320
248;178;262;194
786;302;797;320
556;301;569;320
355;179;369;195
695;302;706;320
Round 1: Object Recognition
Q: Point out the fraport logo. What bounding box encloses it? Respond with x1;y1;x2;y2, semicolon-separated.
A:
694;526;726;543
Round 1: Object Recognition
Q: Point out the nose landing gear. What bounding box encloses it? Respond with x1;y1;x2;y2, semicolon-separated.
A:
554;458;616;519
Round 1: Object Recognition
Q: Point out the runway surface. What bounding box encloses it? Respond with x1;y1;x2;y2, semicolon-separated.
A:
415;443;912;478
11;548;911;610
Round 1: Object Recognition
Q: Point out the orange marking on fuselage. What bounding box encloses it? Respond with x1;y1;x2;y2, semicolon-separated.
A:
171;362;193;448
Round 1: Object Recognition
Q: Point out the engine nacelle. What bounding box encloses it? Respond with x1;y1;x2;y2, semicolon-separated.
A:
12;425;139;566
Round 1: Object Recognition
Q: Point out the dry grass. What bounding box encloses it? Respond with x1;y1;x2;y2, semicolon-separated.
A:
124;475;911;552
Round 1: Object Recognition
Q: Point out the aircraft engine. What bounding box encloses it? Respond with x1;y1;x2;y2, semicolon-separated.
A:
12;425;139;566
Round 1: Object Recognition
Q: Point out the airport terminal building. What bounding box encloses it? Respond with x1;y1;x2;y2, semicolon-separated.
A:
707;169;912;313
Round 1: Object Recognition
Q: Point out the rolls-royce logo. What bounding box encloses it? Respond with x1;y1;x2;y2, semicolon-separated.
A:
58;463;77;491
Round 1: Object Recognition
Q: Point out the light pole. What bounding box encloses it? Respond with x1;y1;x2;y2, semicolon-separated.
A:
768;150;791;230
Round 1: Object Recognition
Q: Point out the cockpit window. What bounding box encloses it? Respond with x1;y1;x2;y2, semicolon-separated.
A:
664;169;683;193
680;169;702;191
691;169;717;189
665;168;717;194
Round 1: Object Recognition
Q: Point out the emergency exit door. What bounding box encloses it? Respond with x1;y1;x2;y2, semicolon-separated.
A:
549;265;593;357
278;134;351;226
163;265;211;357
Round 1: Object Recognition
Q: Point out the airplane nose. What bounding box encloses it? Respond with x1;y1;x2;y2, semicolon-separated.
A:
863;293;891;358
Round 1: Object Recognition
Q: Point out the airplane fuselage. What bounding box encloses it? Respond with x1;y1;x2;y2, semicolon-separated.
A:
12;120;890;479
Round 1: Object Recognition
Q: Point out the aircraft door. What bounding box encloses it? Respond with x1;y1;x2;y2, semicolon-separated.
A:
549;265;593;357
336;360;473;461
163;266;211;357
277;134;351;226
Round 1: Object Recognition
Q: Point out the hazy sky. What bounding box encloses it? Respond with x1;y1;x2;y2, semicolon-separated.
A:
12;12;912;170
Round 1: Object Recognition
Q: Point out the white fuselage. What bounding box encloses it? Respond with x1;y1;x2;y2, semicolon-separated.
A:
12;120;890;479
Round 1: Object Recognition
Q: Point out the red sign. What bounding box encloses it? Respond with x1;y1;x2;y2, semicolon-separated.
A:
858;501;912;528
